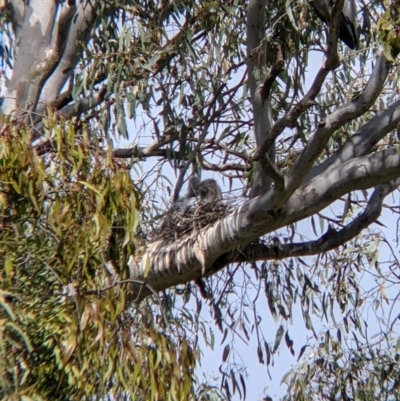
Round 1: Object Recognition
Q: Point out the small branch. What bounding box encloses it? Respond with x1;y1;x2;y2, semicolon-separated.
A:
324;0;344;69
199;158;250;173
85;278;147;295
58;86;108;118
207;138;250;162
253;68;328;162
258;151;284;190
172;80;229;201
34;138;182;160
260;41;284;104
113;146;181;160
49;89;73;110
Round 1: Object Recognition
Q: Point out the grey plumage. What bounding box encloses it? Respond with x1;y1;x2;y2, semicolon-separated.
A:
170;176;222;211
311;0;358;49
186;176;222;203
169;196;189;212
196;179;222;203
186;176;201;199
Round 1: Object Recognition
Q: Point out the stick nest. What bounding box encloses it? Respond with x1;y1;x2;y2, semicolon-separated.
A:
149;201;231;244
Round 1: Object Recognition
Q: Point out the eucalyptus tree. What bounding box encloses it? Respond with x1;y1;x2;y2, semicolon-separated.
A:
1;0;400;400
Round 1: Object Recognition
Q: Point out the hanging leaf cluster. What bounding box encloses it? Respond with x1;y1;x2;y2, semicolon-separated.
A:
0;117;197;400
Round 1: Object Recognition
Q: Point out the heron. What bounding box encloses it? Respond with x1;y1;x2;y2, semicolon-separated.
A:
197;179;222;203
170;176;222;211
186;176;222;203
311;0;358;49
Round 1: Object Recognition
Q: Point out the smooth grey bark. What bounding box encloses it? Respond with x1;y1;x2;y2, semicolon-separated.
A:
129;148;400;301
1;0;99;122
246;0;274;198
234;178;400;262
2;0;58;117
38;1;96;108
304;97;400;183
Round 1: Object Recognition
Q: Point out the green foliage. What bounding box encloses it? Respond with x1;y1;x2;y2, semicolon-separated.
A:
0;118;197;400
2;0;400;399
377;3;400;61
282;333;400;400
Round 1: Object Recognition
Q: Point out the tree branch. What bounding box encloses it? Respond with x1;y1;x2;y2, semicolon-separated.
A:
259;41;284;103
246;0;275;198
199;158;250;173
251;52;392;215
305;98;400;183
113;146;181;160
39;0;98;107
258;151;284;190
249;0;346;196
286;52;392;194
2;0;58;117
129;148;400;302
324;0;344;69
54;0;77;56
58;86;107;118
236;179;400;262
255;148;400;228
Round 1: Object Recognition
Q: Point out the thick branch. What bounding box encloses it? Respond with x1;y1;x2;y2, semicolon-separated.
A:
246;0;266;98
246;0;275;197
55;1;77;50
305;99;400;183
286;53;392;194
130;148;400;301
39;1;98;107
254;148;400;227
2;0;58;117
236;179;400;262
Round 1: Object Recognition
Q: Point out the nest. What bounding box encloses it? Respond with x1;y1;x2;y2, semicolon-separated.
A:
149;200;231;244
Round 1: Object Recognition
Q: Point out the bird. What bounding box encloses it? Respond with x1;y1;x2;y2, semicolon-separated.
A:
169;176;222;211
186;176;222;203
197;179;222;203
185;176;202;199
311;0;358;49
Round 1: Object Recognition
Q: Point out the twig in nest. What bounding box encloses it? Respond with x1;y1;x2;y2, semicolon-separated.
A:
149;201;230;244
